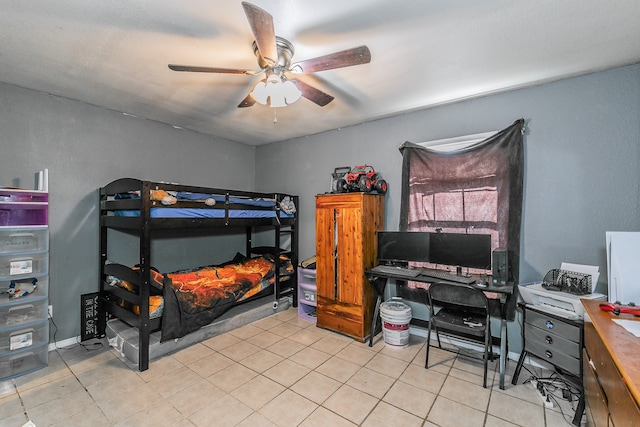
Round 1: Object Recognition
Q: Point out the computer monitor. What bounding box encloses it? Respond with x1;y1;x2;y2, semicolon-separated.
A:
428;232;492;270
377;231;430;264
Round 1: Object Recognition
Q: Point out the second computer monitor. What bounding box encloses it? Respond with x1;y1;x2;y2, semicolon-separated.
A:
429;232;492;270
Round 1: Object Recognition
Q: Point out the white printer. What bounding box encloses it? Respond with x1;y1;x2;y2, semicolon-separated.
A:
519;281;606;320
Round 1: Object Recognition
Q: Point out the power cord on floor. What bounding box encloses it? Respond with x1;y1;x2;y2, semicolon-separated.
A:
49;311;104;352
522;368;582;425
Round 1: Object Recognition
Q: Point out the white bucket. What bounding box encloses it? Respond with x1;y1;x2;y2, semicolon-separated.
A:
380;299;412;348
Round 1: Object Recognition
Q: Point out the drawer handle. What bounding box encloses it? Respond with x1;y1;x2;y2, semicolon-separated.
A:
545;320;554;329
9;232;36;238
545;336;553;344
9;304;33;312
545;350;553;359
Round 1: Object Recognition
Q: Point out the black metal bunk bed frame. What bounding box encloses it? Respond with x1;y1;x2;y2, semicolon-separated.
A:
98;178;298;371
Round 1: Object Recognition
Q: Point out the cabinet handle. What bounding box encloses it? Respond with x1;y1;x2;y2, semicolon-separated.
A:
545;350;553;359
545;336;553;344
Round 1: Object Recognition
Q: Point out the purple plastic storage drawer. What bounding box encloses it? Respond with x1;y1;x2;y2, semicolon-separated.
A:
0;204;48;227
0;190;48;203
0;189;48;227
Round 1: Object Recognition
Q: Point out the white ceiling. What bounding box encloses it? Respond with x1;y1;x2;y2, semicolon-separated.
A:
2;1;639;146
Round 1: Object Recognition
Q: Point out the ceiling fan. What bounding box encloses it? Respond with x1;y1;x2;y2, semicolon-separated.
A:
168;1;371;108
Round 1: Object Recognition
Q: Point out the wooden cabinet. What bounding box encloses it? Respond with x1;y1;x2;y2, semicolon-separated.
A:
582;299;640;427
315;193;384;341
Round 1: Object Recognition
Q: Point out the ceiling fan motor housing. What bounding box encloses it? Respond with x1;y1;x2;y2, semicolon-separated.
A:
253;36;294;72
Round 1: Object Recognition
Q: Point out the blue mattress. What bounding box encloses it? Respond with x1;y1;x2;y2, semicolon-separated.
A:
175;192;277;207
115;208;293;218
113;190;294;219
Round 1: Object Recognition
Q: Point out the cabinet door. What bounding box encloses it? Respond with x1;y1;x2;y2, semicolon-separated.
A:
316;203;363;304
316;202;338;302
335;205;363;305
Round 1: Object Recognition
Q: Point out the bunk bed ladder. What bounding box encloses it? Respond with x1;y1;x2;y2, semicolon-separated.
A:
280;222;298;307
138;180;152;372
98;201;108;338
276;194;298;306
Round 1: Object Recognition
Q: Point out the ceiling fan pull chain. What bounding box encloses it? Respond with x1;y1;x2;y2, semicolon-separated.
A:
273;108;278;124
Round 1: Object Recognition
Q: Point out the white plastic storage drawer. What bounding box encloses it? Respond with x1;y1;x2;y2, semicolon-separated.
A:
0;275;47;304
0;341;48;382
0;251;48;278
0;296;48;328
0;227;48;254
0;320;49;353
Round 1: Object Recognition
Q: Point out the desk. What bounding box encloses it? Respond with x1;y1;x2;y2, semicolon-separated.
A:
365;268;515;389
582;299;640;427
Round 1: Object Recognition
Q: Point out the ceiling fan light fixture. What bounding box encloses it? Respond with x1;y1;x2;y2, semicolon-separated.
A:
251;74;301;107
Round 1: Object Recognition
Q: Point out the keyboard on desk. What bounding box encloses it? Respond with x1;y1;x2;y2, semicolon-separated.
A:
370;265;476;284
370;265;421;279
419;270;476;284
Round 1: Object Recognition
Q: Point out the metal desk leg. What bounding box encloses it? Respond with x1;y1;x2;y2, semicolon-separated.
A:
500;318;507;389
369;294;382;347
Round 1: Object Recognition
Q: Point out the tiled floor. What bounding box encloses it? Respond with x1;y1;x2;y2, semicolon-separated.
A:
1;308;583;427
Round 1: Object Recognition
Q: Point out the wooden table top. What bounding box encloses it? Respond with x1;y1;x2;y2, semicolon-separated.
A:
582;299;640;404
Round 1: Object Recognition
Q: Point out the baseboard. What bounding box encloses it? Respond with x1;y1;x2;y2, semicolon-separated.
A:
49;336;82;351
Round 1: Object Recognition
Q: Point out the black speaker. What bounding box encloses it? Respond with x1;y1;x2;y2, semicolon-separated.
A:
492;248;509;286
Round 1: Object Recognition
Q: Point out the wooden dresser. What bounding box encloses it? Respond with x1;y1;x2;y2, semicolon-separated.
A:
315;193;384;341
582;299;640;427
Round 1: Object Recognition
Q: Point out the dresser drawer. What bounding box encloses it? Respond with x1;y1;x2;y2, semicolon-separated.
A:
0;342;48;382
0;275;47;304
0;227;48;254
525;323;581;375
525;309;580;342
0;251;48;279
0;296;48;328
525;323;581;358
0;320;49;353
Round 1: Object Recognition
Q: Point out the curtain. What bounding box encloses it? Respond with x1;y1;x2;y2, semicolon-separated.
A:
398;119;525;317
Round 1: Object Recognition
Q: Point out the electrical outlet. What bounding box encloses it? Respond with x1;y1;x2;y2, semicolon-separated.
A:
48;305;53;319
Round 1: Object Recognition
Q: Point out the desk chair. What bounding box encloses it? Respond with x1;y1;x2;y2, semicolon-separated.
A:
426;282;493;388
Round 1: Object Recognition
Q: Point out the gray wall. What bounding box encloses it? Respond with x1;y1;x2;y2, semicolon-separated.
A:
256;63;640;351
0;82;257;340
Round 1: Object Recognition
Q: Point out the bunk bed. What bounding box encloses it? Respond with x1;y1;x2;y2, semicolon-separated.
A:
98;178;298;371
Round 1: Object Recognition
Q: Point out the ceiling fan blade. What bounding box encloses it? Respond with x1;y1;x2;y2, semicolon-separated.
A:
290;45;371;74
242;2;278;67
168;64;254;75
237;93;256;108
292;79;335;107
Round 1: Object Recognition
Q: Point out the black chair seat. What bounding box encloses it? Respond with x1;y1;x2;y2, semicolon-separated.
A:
432;309;486;337
426;282;493;388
